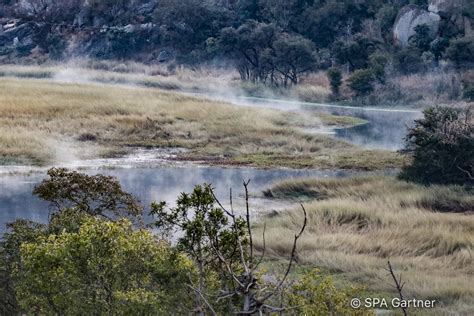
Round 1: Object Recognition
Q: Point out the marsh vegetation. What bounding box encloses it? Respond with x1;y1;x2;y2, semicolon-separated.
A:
261;176;474;314
0;77;401;170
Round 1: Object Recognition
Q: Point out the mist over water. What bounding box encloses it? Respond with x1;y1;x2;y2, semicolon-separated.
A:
0;166;366;232
196;94;423;150
48;63;421;150
0;67;420;231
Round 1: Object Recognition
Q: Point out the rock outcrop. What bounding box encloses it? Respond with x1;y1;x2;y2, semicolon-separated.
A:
393;1;470;46
428;0;465;17
393;5;441;46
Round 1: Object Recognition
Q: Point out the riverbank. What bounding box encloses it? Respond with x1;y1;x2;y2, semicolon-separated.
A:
257;176;474;314
0;77;403;170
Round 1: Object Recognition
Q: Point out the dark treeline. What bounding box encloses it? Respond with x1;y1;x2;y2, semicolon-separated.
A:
0;1;473;86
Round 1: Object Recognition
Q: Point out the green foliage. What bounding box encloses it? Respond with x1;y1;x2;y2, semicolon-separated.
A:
150;184;246;263
332;36;380;71
445;36;474;68
395;47;424;74
150;184;247;313
463;84;474;101
286;269;373;315
0;220;47;315
33;168;143;219
369;52;389;83
409;24;432;52
430;37;449;62
327;67;342;95
14;217;193;314
347;69;376;96
400;106;474;185
219;21;317;86
45;32;67;60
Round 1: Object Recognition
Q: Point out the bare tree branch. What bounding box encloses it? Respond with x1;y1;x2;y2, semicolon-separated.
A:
262;204;307;302
243;179;254;266
387;261;408;316
187;284;218;316
457;165;474;180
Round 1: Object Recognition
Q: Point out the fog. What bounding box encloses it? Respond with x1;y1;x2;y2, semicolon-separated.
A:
0;165;370;233
49;62;422;150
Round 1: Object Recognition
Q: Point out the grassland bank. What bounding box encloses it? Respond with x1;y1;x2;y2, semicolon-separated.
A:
0;78;402;169
257;176;474;314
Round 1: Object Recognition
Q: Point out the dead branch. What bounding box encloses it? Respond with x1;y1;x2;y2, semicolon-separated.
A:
243;179;254;265
262;204;307;302
253;223;266;271
387;261;408;316
187;284;218;316
457;165;474;180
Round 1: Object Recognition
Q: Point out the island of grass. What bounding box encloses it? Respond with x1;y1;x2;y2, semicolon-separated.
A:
0;78;402;170
258;176;474;314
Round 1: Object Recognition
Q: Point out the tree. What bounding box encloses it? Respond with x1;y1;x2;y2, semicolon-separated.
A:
14;217;193;314
219;21;316;86
87;0;129;23
327;67;342;96
0;220;47;315
272;33;317;85
1;170;375;315
409;24;431;52
33;168;143;220
400;106;474;185
445;36;474;69
394;47;424;74
150;184;247;314
347;69;375;96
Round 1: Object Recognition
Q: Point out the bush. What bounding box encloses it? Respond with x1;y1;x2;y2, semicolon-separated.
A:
445;36;474;69
400;106;474;185
463;85;474;101
46;32;67;60
395;47;424;74
327;67;342;95
347;69;375;96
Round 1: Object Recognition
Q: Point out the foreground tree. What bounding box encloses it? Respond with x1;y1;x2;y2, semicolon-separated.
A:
400;106;473;185
33;168;143;220
2;170;373;315
13;216;193;314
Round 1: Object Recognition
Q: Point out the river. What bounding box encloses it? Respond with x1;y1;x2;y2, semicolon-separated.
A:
0;90;419;232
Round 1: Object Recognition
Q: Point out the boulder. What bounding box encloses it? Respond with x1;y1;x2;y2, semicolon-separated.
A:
0;22;35;47
393;5;440;46
158;49;173;63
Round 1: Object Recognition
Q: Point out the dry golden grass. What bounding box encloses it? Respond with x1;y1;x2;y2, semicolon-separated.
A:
0;78;402;169
257;176;474;314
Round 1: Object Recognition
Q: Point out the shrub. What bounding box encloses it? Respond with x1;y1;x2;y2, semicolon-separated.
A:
445;36;474;69
347;69;375;96
395;48;424;74
400;106;474;185
327;67;342;95
463;84;474;101
286;269;372;315
46;32;67;60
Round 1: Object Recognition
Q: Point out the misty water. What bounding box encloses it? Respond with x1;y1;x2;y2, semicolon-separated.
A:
0;166;366;232
200;94;423;150
0;93;414;232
